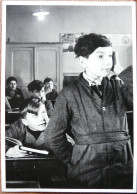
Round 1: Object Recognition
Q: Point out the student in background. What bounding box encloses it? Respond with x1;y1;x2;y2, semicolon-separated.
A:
44;77;58;106
27;80;74;145
45;33;133;189
6;98;49;157
27;80;53;117
6;76;24;109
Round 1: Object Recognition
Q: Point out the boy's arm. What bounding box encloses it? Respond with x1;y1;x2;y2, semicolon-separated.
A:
6;124;18;152
109;52;133;110
17;88;24;101
5;97;12;111
6;121;25;152
45;91;73;165
45;100;53;117
119;66;133;110
20;89;24;100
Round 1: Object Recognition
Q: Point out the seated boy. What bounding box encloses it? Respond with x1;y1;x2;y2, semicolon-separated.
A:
27;80;53;117
6;76;24;109
44;77;58;106
6;98;49;157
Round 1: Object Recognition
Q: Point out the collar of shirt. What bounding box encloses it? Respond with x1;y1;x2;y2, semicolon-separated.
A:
83;72;103;86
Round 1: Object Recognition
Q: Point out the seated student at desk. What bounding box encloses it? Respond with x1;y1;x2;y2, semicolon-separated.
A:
6;98;49;157
6;97;74;157
44;77;58;106
27;80;53;117
6;76;24;109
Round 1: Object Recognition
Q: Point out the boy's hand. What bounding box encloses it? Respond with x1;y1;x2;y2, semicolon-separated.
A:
113;52;124;75
6;96;12;100
66;133;75;146
6;145;28;157
45;86;52;94
108;52;124;79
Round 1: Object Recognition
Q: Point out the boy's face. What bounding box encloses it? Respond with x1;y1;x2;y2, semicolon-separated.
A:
45;81;53;92
81;46;113;79
8;80;17;90
22;103;49;131
31;87;46;102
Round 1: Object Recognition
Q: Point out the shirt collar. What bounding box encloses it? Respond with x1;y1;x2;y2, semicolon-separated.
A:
83;72;103;86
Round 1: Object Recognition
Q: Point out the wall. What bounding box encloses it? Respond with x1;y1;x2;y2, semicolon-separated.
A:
6;5;133;76
6;6;132;42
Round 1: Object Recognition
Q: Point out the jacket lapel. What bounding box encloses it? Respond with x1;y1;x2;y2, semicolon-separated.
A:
78;74;102;108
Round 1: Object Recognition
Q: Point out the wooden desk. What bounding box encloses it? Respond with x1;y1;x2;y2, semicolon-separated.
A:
6;154;67;188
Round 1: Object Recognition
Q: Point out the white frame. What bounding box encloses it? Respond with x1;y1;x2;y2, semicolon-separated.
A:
1;1;136;193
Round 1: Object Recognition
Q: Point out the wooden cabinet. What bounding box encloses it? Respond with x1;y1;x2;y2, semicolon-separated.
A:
6;43;62;98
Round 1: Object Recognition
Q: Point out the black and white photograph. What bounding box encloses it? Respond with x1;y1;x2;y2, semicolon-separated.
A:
1;1;136;193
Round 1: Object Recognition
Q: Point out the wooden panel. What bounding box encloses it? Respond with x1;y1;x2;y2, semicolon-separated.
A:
35;45;61;91
6;43;62;97
36;48;57;81
8;47;34;86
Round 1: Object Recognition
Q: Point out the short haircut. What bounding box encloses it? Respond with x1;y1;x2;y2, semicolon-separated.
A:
74;33;112;58
6;76;17;85
44;77;53;84
27;80;44;92
19;97;42;118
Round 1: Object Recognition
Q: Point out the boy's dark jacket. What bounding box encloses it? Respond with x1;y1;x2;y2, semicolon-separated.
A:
6;118;46;152
6;88;24;108
45;73;133;188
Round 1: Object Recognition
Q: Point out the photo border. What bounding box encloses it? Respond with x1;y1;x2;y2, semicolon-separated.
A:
1;1;136;193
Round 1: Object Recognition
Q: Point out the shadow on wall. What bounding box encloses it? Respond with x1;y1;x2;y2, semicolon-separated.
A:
63;76;78;88
16;77;30;99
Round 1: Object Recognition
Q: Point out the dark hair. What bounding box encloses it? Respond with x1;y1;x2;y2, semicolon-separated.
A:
27;80;44;92
44;77;53;84
6;76;17;85
74;33;112;58
19;98;42;118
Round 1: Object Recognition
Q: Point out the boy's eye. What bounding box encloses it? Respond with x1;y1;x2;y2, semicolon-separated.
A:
33;115;38;118
98;55;103;59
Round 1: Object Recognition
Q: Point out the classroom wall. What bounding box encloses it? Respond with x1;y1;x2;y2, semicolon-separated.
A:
6;5;133;76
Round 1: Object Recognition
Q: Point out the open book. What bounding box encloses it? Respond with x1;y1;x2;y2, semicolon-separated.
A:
6;137;49;155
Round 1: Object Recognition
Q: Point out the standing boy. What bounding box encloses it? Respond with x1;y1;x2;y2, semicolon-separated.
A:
44;77;58;106
45;33;133;189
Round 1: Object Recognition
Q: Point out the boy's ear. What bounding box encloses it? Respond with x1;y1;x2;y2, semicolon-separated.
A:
29;91;33;96
79;56;88;68
21;118;28;126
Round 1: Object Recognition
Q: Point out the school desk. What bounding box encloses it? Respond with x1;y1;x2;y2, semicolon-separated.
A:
6;154;67;188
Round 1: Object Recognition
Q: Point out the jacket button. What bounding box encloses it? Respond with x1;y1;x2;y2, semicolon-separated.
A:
102;107;105;111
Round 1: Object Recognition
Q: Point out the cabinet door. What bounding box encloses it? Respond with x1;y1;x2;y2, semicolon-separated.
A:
6;46;34;85
6;45;34;98
6;43;62;98
35;44;62;91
